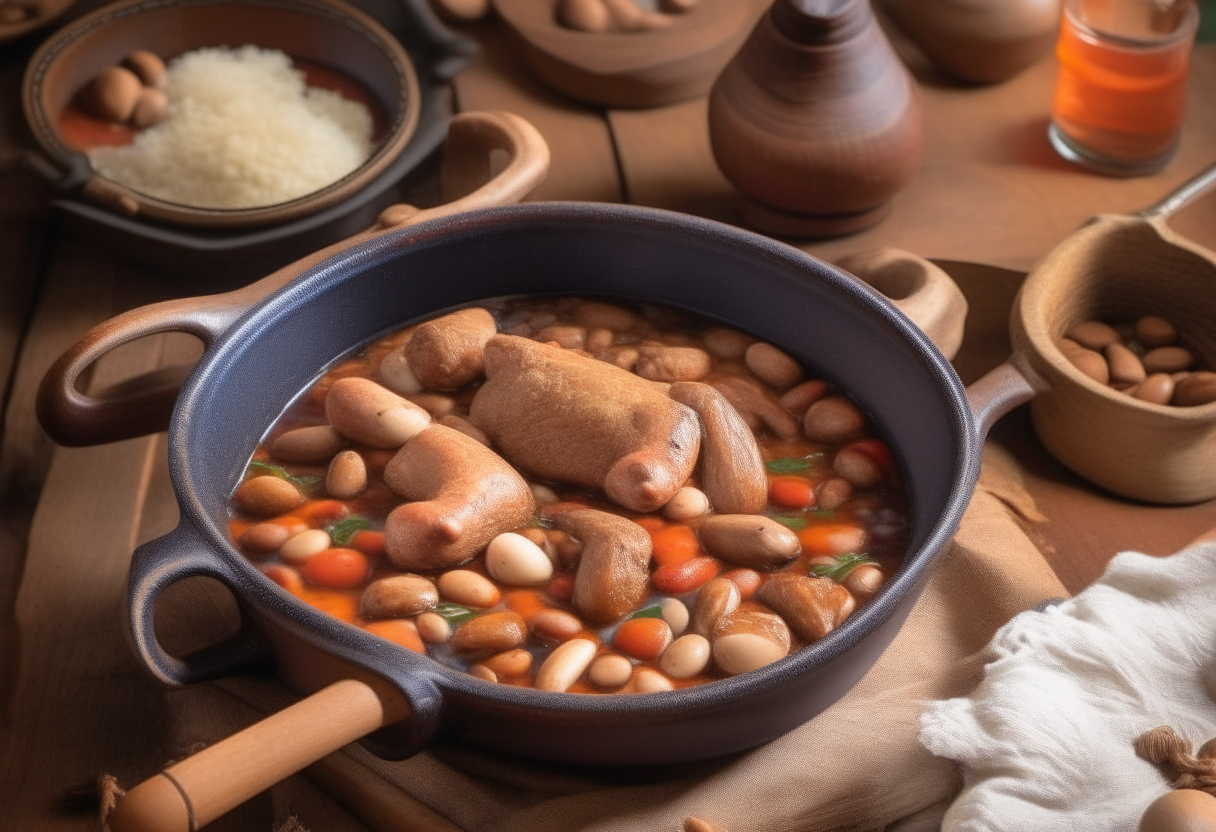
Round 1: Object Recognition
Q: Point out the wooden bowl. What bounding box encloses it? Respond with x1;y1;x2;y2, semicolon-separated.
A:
492;0;769;108
22;0;421;228
0;0;75;44
1010;165;1216;504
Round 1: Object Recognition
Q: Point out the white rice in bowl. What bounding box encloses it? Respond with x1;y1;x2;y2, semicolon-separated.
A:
89;45;375;210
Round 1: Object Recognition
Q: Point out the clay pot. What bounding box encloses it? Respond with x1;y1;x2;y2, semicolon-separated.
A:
877;0;1061;85
707;0;923;238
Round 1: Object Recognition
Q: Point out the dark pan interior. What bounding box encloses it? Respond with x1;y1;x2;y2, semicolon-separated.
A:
165;203;978;763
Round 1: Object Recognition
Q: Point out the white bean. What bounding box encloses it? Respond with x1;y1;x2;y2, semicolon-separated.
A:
469;664;498;683
531;610;582;645
536;638;598;692
661;597;689;636
325;377;431;448
359;575;438;618
233;476;304;516
659;634;710;679
486;532;554;586
270;424;346;464
585;327;615;354
663;486;709;521
483;649;533;677
437;570;501;608
279;529;331;564
378;349;424;395
416;612;451;644
529;483;560;505
745;342;803;390
240;523;290;554
712;633;787;676
326;450;367;498
631;668;674;693
588;654;633;689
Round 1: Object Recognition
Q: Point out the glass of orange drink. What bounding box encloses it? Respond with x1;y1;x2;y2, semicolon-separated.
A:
1049;0;1199;176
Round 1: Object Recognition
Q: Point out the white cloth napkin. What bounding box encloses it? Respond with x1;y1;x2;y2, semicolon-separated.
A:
920;539;1216;832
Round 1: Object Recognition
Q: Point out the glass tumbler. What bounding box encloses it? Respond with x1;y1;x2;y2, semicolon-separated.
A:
1048;0;1200;176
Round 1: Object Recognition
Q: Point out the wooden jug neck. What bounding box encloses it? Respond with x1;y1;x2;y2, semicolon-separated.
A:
771;0;871;44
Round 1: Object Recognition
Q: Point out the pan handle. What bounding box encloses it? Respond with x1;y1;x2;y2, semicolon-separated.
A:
127;523;272;686
37;110;551;447
107;678;412;832
965;357;1042;439
1138;160;1216;221
835;248;969;361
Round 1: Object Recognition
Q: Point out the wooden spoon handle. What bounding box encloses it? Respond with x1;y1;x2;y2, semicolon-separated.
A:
107;678;411;832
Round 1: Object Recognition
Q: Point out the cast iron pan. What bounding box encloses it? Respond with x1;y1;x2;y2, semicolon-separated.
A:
38;115;1037;832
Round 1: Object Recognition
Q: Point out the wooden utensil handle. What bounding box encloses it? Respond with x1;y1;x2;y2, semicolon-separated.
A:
107;678;412;832
37;110;550;447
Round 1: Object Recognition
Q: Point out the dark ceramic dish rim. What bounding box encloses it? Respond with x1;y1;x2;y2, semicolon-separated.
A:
23;0;420;221
165;202;980;720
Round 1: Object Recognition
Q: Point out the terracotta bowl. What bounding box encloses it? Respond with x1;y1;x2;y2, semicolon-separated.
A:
492;0;769;108
1010;163;1216;504
22;0;420;228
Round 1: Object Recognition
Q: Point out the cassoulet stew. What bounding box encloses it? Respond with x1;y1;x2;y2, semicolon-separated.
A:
227;297;908;694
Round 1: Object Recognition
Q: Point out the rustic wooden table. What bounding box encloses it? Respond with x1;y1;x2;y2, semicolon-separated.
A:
2;13;1216;832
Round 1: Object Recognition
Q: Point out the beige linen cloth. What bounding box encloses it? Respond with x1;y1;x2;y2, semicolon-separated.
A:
136;445;1066;832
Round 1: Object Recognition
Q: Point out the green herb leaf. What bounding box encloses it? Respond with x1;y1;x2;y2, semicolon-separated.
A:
328;515;370;546
772;515;807;530
765;454;824;474
247;460;289;479
808;508;836;519
433;602;478;625
526;516;551;529
287;474;324;494
245;462;322;495
810;553;873;582
630;604;663;619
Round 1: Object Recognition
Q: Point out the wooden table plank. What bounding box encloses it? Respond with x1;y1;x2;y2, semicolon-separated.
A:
610;46;1216;272
451;19;623;204
2;19;1215;832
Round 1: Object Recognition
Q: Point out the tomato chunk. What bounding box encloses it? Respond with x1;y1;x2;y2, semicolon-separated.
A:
301;547;369;589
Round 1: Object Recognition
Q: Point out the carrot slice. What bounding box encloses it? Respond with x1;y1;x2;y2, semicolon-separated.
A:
298;588;358;622
798;522;867;556
291;499;349;527
504;589;548;621
362;619;425;654
768;476;816;509
650;524;702;567
633;516;665;534
614;617;673;661
349;529;386;556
